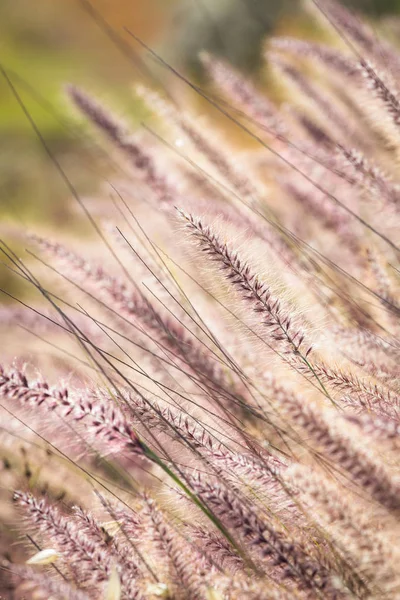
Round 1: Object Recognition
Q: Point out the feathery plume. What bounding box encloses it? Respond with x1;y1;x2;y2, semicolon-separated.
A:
187;472;345;597
200;53;285;136
144;496;209;600
67;85;174;206
6;562;91;600
0;365;142;453
289;465;400;595
14;492;144;599
269;37;359;78
280;396;400;513
179;210;312;362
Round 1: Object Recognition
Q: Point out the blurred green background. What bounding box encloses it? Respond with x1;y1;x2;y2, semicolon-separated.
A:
0;0;399;241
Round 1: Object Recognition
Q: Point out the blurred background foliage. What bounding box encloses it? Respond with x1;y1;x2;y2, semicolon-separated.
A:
1;0;400;297
173;0;400;71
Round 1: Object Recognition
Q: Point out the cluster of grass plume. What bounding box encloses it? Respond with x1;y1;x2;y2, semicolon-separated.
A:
1;1;400;598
